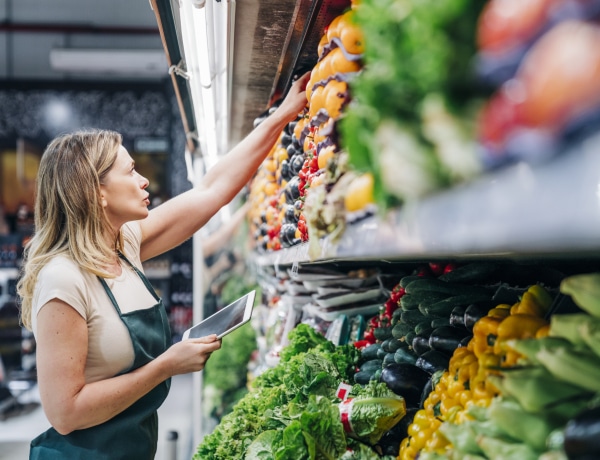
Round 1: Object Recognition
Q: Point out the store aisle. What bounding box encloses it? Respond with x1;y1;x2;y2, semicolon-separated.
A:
0;374;196;460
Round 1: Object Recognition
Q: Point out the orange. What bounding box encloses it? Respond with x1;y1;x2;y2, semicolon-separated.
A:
309;85;326;119
326;15;343;42
339;22;364;55
328;47;361;74
323;79;348;119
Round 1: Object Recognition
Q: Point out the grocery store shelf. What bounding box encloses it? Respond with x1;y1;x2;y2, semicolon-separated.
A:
252;133;600;266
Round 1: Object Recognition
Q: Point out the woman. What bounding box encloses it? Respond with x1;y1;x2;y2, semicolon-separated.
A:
17;73;310;459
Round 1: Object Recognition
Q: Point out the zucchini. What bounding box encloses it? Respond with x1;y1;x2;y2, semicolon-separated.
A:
428;326;471;355
394;347;418;365
564;405;600;458
381;363;430;407
416;350;451;374
449;305;467;328
464;301;496;331
412;333;431;356
377;346;388;359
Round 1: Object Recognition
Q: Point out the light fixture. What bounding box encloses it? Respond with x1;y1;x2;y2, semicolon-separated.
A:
49;48;168;77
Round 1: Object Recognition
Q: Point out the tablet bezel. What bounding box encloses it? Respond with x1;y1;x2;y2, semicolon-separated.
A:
182;290;256;340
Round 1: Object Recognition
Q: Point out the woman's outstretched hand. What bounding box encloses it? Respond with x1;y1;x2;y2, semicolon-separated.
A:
276;71;311;121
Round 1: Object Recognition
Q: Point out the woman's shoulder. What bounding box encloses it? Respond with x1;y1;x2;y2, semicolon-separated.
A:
38;254;89;285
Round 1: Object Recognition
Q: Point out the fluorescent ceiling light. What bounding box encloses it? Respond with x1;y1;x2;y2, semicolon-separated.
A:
49;49;168;76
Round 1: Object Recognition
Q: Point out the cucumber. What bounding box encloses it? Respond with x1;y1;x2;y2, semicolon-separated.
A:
400;294;421;311
405;330;417;348
431;317;451;329
401;309;427;327
394;347;418;365
414;320;434;336
438;262;498;284
374;326;393;341
392;322;413;339
405;278;492;296
419;293;493;318
381;338;393;353
388;338;406;352
360;343;382;361
399;275;423;288
402;291;448;310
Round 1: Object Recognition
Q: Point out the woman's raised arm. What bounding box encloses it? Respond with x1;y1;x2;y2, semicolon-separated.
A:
139;72;310;261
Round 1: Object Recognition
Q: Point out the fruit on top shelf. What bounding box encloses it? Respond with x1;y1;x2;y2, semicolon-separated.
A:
475;0;600;86
478;20;600;168
248;5;367;253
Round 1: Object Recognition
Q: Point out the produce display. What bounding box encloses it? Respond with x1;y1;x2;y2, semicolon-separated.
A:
225;0;600;458
196;259;600;459
247;0;600;254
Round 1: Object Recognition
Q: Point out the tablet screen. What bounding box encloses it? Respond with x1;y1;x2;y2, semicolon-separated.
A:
184;290;255;339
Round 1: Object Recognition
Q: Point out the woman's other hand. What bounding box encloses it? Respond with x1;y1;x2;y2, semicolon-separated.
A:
161;334;222;376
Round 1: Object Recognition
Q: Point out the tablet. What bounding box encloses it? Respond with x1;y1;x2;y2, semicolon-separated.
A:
182;290;256;340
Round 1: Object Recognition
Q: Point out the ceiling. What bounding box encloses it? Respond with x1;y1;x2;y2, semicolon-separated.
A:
0;0;297;147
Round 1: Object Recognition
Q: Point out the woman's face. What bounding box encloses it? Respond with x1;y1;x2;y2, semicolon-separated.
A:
100;145;150;229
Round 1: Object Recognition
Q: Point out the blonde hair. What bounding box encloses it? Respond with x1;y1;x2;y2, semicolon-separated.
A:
18;129;126;330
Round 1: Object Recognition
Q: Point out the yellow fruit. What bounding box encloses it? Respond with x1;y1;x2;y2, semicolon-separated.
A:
344;173;374;212
328;47;361;74
323;79;348;119
318;145;336;169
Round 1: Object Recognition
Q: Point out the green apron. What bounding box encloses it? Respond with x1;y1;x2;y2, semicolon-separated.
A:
30;254;172;460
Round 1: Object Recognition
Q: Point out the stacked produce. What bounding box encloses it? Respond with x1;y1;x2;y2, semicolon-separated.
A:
248;6;369;253
399;283;553;459
401;273;600;460
475;0;600;168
